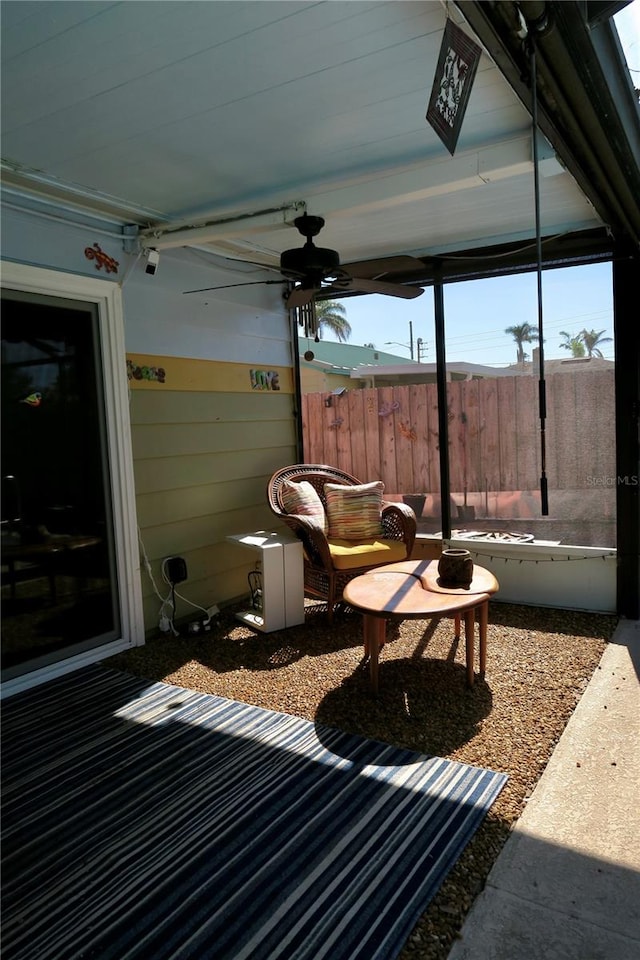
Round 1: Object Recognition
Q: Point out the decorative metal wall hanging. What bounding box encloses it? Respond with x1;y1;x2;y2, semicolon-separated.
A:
426;19;482;155
399;421;417;442
84;242;119;274
20;391;42;406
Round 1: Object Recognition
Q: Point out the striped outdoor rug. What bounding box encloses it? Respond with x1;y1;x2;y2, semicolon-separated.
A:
1;665;506;960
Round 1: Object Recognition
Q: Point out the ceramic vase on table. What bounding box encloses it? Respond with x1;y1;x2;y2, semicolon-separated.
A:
438;548;474;587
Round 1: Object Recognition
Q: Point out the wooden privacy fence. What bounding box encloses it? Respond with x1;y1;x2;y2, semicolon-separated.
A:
300;370;615;495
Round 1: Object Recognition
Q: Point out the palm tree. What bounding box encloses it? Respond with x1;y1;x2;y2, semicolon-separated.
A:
505;322;539;364
559;330;586;357
315;300;351;342
580;328;612;358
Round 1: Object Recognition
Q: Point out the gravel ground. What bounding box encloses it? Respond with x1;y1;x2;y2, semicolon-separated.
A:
107;600;616;959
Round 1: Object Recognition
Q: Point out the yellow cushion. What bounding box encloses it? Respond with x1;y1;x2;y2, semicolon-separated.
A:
328;538;407;571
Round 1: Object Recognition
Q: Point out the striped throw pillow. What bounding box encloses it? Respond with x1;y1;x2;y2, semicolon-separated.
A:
324;481;384;540
281;480;328;534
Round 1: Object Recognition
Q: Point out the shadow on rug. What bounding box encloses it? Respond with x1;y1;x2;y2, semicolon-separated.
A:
1;665;507;960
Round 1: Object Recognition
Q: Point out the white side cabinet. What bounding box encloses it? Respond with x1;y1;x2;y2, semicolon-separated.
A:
226;530;305;632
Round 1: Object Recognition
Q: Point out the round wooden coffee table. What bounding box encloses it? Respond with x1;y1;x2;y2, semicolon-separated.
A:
343;559;499;693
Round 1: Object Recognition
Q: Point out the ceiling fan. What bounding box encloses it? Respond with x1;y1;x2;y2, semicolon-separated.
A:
183;213;425;306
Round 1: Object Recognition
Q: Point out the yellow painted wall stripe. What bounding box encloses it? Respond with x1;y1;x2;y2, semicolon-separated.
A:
126;353;294;393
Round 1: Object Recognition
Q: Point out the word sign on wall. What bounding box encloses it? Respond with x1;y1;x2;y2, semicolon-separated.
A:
127;360;166;383
251;370;280;391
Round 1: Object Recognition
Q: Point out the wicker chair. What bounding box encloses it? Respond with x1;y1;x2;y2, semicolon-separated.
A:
267;464;417;620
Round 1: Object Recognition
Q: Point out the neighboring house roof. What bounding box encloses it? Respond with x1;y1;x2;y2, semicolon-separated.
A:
514;356;616;374
353;357;616;387
299;341;414;368
300;343;616;388
351;361;522;386
299;341;415;393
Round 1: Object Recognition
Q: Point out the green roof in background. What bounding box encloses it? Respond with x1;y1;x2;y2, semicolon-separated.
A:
298;340;415;370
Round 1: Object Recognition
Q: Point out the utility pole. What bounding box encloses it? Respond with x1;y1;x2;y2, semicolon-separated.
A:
385;320;417;359
416;337;426;362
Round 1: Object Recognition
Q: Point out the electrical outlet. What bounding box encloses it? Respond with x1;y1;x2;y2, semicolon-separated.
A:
165;556;187;584
206;604;219;620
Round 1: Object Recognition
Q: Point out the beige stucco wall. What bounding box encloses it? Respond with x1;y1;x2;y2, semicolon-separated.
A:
299;364;353;394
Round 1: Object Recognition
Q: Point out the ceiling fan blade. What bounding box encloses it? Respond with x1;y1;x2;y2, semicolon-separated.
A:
285;286;316;308
339;277;424;299
183;280;284;294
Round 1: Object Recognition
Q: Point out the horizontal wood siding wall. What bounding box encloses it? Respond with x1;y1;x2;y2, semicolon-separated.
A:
129;355;297;634
301;370;615;494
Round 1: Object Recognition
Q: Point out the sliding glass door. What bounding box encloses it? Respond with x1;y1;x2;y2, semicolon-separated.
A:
1;290;121;676
1;266;143;686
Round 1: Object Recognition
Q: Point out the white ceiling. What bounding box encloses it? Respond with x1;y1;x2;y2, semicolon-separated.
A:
1;1;603;269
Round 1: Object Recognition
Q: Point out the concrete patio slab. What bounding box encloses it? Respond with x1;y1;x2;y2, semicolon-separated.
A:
448;619;640;960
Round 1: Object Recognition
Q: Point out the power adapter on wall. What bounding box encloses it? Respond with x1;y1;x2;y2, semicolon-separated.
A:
165;556;188;584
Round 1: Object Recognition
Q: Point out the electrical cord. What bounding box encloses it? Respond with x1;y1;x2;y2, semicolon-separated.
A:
137;531;179;635
248;569;263;610
159;557;213;630
158;558;179;636
139;530;218;635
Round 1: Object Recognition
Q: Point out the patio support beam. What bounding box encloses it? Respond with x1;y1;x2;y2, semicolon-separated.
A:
139;203;306;250
138;139;539;253
434;271;452;541
613;249;640;619
459;1;640;251
300;138;538;221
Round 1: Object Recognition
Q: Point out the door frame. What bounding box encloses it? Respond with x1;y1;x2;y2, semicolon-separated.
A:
1;262;144;696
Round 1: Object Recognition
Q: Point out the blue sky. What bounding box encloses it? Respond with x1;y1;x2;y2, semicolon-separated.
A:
322;4;639;366
616;0;640;77
323;262;614;367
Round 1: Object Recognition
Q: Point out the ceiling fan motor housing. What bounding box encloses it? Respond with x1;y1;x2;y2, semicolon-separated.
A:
280;212;340;282
280;244;340;280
